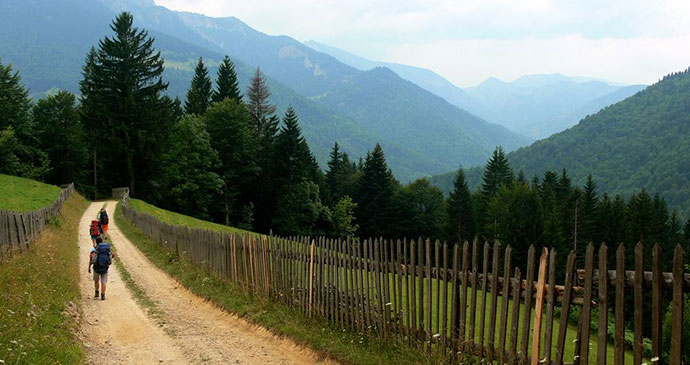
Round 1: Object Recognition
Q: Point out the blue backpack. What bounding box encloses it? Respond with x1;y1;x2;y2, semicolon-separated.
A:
94;243;112;274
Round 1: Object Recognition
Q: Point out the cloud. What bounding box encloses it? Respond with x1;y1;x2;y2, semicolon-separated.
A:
153;0;690;86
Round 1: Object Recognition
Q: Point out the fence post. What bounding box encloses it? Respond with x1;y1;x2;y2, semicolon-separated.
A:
531;248;548;365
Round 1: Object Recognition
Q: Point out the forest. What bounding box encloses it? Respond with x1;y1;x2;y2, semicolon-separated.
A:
1;12;689;269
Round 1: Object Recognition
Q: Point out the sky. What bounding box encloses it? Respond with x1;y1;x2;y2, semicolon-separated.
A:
153;0;690;87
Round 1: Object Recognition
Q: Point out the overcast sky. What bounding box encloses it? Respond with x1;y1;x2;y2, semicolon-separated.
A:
154;0;690;87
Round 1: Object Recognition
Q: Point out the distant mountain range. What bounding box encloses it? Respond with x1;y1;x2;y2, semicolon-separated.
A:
0;0;530;182
305;41;647;140
432;68;690;217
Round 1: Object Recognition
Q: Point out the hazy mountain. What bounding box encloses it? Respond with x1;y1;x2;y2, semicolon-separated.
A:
508;69;690;217
304;40;489;119
2;0;530;181
463;74;644;139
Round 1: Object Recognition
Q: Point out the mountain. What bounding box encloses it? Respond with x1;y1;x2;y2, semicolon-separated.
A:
0;0;529;182
508;69;690;217
304;41;646;140
304;40;489;119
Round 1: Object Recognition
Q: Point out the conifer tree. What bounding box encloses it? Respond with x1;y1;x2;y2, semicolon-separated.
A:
580;175;599;245
79;12;174;196
184;58;213;115
0;60;32;136
212;55;242;103
443;168;476;243
272;107;319;190
356;143;398;238
481;147;514;199
33;91;87;185
247;67;279;146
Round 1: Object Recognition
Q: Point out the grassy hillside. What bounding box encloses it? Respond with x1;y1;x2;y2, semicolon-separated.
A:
0;192;89;363
0;174;62;211
129;199;250;234
508;68;690;217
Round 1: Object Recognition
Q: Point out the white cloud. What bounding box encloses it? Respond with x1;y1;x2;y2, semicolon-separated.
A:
153;0;690;86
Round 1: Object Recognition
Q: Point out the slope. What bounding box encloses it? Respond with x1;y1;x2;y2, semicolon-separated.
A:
93;0;531;180
0;174;62;211
508;68;690;217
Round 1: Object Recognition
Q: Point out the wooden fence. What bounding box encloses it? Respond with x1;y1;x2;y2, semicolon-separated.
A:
0;183;74;260
121;196;689;364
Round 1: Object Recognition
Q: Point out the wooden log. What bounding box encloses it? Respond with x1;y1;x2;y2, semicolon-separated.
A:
479;241;490;356
579;243;595;365
488;241;501;363
614;245;625;365
670;245;684;365
555;251;576;365
531;248;548;365
597;244;608;365
543;248;557;364
633;242;643;365
521;245;537;362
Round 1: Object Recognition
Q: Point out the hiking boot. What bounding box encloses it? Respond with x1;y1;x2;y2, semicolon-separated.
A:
94;290;99;298
101;293;105;301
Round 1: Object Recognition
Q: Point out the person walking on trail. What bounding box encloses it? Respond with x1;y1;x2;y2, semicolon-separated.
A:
97;208;109;238
89;220;100;246
88;237;115;300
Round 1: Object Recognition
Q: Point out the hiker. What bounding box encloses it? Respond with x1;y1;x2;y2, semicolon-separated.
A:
97;208;109;238
89;220;100;246
88;236;115;300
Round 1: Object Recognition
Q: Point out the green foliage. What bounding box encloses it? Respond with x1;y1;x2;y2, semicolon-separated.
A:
397;178;445;240
356;144;399;238
272;181;331;236
509;68;690;218
204;98;258;226
79;12;175;197
324;142;360;206
331;196;358;238
661;294;690;364
481;146;515;199
0;59;31;135
443;168;476;243
247;66;279;147
184;57;212;115
212;55;242;103
32;91;88;185
160;114;223;220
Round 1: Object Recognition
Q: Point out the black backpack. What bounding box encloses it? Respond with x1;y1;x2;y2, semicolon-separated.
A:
99;211;109;225
94;243;112;274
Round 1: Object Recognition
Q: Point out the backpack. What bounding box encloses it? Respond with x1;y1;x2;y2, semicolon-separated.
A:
93;243;112;274
89;221;100;236
99;211;109;225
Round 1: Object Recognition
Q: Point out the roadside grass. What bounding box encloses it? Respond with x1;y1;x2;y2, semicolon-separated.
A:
115;202;440;364
0;174;62;211
129;199;250;235
0;193;89;364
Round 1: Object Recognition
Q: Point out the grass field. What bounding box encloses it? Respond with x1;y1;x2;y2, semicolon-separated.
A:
129;199;249;235
0;174;62;211
0;192;89;364
116;202;441;364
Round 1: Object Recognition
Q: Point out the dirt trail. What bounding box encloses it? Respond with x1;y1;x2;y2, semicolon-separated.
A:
79;201;330;364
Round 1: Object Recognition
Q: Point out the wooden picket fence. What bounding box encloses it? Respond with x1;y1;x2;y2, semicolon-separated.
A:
0;183;74;260
121;196;689;364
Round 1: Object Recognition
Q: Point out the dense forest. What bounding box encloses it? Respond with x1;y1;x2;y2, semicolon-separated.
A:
1;13;689;269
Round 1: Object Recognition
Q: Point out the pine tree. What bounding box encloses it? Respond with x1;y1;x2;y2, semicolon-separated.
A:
399;179;445;239
212;55;241;103
204;98;258;226
579;175;599;246
356;143;398;238
33;91;87;185
272;107;319;191
184;58;213;115
443;168;475;243
246;67;279;146
80;12;174;197
481;147;514;199
0;60;49;179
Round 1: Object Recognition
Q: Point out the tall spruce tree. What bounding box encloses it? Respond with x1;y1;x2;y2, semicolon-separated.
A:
33;91;87;185
184;58;213;115
80;12;174;197
443;168;476;243
356;143;398;238
212;56;242;103
481;147;514;199
272;107;319;191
